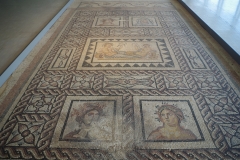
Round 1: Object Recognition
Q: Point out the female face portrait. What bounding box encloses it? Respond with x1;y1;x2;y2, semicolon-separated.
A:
158;109;179;127
83;109;100;125
147;105;197;141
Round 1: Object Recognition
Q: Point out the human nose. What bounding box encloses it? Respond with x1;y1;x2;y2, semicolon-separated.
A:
93;113;99;120
164;114;169;119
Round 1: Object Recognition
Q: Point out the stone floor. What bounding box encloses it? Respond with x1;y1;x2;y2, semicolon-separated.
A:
181;0;240;56
0;0;240;159
0;0;69;74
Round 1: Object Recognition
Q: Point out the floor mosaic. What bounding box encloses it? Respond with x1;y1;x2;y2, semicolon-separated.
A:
0;1;240;159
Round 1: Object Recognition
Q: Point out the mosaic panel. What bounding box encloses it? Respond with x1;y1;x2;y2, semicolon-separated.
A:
0;2;240;159
51;96;122;149
77;38;180;70
133;96;215;149
129;16;161;27
92;16;124;27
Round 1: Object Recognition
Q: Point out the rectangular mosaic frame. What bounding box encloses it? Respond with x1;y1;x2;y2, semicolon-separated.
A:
77;38;180;70
51;96;123;149
129;16;162;27
92;16;124;27
133;96;216;149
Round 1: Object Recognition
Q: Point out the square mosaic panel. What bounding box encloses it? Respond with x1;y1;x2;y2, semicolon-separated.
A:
51;96;122;149
133;96;215;149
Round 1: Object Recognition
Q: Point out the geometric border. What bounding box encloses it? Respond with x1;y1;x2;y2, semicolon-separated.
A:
180;48;209;70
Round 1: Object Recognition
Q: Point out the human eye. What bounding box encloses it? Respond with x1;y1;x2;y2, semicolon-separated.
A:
88;113;94;116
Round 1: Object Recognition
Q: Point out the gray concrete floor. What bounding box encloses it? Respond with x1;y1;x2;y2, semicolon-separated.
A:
0;0;69;74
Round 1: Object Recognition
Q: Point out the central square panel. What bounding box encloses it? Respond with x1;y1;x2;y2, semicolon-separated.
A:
78;38;180;70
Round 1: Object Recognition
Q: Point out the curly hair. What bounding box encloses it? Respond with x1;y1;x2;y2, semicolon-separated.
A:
75;103;104;124
157;104;184;122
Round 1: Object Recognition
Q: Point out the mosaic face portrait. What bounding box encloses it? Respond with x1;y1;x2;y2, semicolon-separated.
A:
147;104;197;141
62;102;113;141
137;99;205;143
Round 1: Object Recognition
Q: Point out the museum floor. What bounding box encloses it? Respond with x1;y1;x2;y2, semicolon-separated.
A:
0;0;69;75
0;0;240;159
